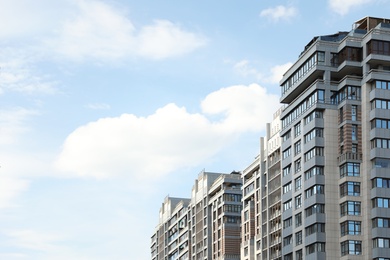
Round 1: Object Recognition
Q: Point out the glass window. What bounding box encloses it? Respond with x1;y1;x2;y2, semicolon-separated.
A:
341;240;362;255
352;125;357;141
373;178;390;188
295;176;302;191
304;147;324;162
294;140;301;155
340;201;361;216
305;204;325;217
340;163;360;178
317;52;325;63
305;185;325;198
295;159;301;173
304;128;323;143
373;238;390;248
351;105;357;121
283;147;291;159
295;212;302;227
283;165;291;177
306;242;325;255
341;221;361;236
305;166;324;180
294;123;301;137
283;130;291;142
296;231;302;246
373;218;390;228
340;182;360;197
295;195;302;209
305;223;325;236
283;217;292;229
284;200;292;211
373;158;390;168
352;144;358;153
373;198;390;208
283;182;292;194
283;235;292;246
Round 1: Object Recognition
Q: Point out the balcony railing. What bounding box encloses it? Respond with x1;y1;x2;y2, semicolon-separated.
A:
338;152;362;164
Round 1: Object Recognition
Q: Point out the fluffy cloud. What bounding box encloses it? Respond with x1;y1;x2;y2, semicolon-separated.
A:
0;0;207;62
50;0;136;61
267;62;293;84
137;20;207;59
201;84;279;132
45;0;206;61
260;5;298;22
328;0;373;15
55;84;279;179
233;60;263;80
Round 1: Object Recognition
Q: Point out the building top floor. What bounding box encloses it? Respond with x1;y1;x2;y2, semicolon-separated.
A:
158;196;191;227
279;16;390;104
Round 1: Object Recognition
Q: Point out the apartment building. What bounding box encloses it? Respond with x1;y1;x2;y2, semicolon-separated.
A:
241;108;282;260
151;196;191;260
152;15;390;260
279;17;390;259
151;171;242;260
208;173;242;259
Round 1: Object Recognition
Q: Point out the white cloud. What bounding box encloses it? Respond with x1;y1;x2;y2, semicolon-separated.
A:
233;60;263;80
0;54;58;95
201;84;279;132
137;20;207;59
0;0;207;62
55;84;279;179
267;62;293;84
260;5;298;22
45;0;206;61
328;0;373;15
50;0;136;61
55;104;227;179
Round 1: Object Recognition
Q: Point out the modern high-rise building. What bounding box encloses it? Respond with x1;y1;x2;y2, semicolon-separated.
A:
189;171;242;260
279;16;390;259
151;196;191;260
151;171;242;260
208;173;242;260
152;16;390;260
241;108;282;260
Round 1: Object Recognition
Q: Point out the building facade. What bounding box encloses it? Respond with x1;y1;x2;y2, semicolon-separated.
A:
152;16;390;260
151;196;191;260
151;171;242;260
208;173;242;260
279;16;390;259
241;108;282;260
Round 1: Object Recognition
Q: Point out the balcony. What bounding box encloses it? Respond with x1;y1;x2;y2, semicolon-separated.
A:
338;152;362;165
364;68;390;85
268;155;281;170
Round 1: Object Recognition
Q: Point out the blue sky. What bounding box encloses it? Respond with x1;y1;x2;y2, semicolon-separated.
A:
0;0;389;259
